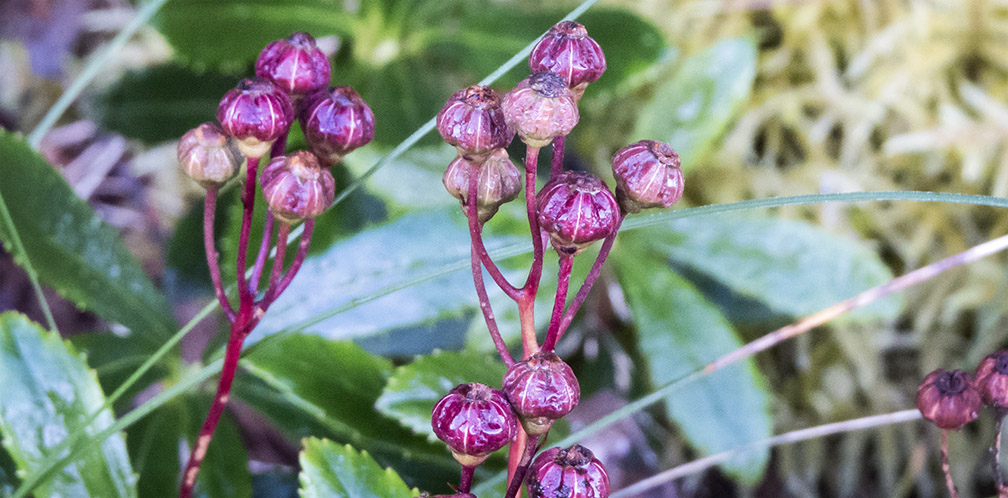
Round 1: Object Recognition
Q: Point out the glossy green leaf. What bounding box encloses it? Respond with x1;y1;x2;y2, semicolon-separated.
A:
613;248;772;483
0;312;137;497
250;209;524;344
127;403;183;498
299;439;418;498
0;132;175;345
239;334;458;489
375;350;507;439
641;214;901;320
94;64;238;145
575;8;666;92
154;0;354;71
342;145;457;212
634;36;758;168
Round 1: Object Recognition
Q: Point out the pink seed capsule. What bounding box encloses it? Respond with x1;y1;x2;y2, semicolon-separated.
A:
501;351;580;436
300;86;375;165
255;32;331;101
529;20;606;100
915;369;982;429
431;382;518;467
537;171;620;257
260;151;335;225
216;77;294;158
436;85;513;163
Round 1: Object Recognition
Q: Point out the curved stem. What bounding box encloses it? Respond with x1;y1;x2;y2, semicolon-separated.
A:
522;146;544;295
248;214;275;296
466;167;514;367
235;156;260;303
550;136;565;178
262;223;290;304
995;413;1007;497
464;162;521;300
203;188;236;322
273;219;314;299
556;216;623;337
179;317;251;498
542;255;573;352
942;429;959;498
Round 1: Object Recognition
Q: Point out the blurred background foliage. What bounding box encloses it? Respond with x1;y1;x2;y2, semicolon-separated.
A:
2;0;1008;497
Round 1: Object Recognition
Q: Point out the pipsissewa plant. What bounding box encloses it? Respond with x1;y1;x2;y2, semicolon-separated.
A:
175;32;374;497
425;20;683;497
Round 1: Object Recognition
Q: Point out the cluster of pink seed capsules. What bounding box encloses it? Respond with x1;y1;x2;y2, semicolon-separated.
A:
178;32;375;225
426;20;687;498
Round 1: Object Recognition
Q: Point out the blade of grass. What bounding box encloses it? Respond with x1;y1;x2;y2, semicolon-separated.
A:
26;0;172;149
610;409;922;498
0;188;57;332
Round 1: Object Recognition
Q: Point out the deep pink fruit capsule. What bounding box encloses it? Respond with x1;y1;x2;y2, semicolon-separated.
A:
177;123;242;187
436;85;513;163
216;77;294;158
442;148;522;222
611;140;684;213
976;351;1008;409
431;382;518;467
255;32;331;101
260;151;335;224
502;72;578;148
529;21;606;100
300;86;375;165
501;351;580;436
527;445;610;498
916;369;982;429
537;171;620;257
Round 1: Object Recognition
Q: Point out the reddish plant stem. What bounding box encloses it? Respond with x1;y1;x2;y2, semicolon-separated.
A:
463;161;520;300
995;413;1008;497
503;433;542;498
556;216;623;338
466;165;514;367
248;214;275;295
516;147;544;354
542;255;573;352
263;223;290;304
179;312;255;498
235;156;260;302
273;220;315;300
521;146;544;296
203;188;235;322
459;465;475;494
942;429;959;498
550;136;564;178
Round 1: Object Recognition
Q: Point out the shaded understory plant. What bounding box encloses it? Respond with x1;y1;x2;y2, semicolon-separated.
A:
2;1;1008;497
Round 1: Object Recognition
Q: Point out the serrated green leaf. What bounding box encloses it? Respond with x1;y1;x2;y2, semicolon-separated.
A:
0;312;137;497
299;439;418;498
613;248;772;483
250;209;524;344
641;215;902;320
0;132;175;345
633;36;757;168
94;64;238;145
238;334;459;490
375;350;506;440
154;0;355;71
